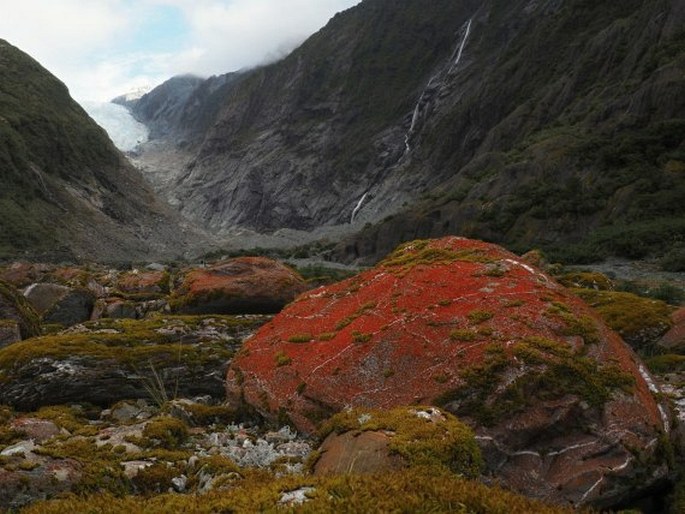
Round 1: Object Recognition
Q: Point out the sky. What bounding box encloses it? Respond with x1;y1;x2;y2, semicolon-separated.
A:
0;0;361;102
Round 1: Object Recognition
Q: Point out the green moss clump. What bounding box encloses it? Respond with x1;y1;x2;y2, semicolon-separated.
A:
132;462;182;494
172;403;237;426
319;406;482;478
572;289;672;348
274;351;292;367
450;329;479;342
287;333;313;343
557;271;613;290
142;417;189;449
351;331;372;344
33;405;96;435
381;240;493;273
467;310;494;324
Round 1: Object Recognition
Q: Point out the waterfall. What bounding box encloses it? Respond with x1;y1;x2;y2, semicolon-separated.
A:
402;19;473;156
449;19;472;74
350;192;369;223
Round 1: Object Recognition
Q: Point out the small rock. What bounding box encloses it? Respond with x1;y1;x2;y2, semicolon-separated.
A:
171;474;188;492
1;440;36;457
279;487;316;506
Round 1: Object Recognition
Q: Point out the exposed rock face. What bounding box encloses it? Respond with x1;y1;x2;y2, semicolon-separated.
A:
24;283;95;327
132;0;684;264
226;237;671;507
0;280;40;339
0;320;21;348
659;307;685;352
0;315;269;411
171;257;308;315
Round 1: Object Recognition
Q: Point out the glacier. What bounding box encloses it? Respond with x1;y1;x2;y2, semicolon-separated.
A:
81;101;149;152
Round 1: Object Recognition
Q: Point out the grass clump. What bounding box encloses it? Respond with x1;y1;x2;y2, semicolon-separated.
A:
381;239;492;273
645;354;685;374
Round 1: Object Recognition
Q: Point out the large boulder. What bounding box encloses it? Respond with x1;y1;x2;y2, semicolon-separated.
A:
0;280;40;339
23;284;96;327
171;257;307;314
0;315;270;411
226;237;671;508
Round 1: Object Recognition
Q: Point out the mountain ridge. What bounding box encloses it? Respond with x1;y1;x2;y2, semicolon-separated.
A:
129;0;684;263
0;39;209;263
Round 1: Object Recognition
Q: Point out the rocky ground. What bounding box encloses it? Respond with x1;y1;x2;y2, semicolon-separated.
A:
0;239;683;512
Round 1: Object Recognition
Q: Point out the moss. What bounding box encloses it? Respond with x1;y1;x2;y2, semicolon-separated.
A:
142;417;189;449
557;271;613;290
545;302;601;345
351;331;372;344
132;462;182;494
572;289;672;348
287;333;314;343
317;332;336;341
19;465;576;513
35;437;131;495
319;406;482;478
172;403;238;426
274;351;292;367
438;338;634;426
0;315;245;386
467;310;494;324
450;329;479;342
381;240;493;273
33;405;95;435
645;354;685;374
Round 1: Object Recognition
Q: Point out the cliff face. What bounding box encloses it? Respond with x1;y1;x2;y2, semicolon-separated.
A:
0;40;205;262
133;0;685;261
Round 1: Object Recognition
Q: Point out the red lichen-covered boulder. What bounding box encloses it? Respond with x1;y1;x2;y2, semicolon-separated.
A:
172;257;307;315
226;237;671;508
116;270;169;296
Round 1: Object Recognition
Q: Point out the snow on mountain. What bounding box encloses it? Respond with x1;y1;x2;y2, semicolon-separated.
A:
81;101;149;152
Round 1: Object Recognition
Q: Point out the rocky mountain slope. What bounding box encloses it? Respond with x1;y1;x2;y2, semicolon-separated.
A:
0;39;207;263
130;0;684;263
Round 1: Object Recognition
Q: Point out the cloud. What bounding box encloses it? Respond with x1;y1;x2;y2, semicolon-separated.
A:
0;0;360;102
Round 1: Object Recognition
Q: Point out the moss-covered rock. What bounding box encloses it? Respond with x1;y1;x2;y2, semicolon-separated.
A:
0;315;269;410
573;288;673;350
0;279;40;339
227;237;672;507
315;406;481;477
171;257;308;315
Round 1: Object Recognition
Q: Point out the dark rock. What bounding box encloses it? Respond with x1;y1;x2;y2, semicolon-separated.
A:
0;320;21;348
24;283;96;327
0;315;270;411
227;237;672;508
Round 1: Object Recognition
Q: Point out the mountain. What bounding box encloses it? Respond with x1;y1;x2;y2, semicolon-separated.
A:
132;0;685;263
0;39;206;263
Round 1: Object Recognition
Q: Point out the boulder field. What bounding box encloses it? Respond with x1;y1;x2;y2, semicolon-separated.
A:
226;237;672;507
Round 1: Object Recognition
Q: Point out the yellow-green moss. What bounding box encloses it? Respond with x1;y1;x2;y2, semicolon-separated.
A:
288;334;314;343
274;351;292;367
572;289;672;348
319;406;482;478
557;271;614;290
450;329;479;342
19;466;576;514
380;239;494;273
33;405;96;435
142;416;189;449
467;310;494;324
